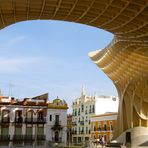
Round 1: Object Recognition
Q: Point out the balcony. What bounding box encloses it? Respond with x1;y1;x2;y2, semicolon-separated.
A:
37;135;46;140
51;121;63;130
11;134;45;142
80;121;84;125
0;118;10;127
14;117;23;126
13;135;24;141
2;117;9;122
72;122;77;126
13;135;45;141
15;117;23;123
24;135;35;141
0;135;10;141
72;130;77;134
24;117;46;124
98;127;102;131
52;137;62;143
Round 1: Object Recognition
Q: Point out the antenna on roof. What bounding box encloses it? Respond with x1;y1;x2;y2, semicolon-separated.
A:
8;80;14;97
81;85;86;96
0;89;2;96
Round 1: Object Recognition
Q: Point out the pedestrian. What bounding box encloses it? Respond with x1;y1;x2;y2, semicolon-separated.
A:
100;136;105;147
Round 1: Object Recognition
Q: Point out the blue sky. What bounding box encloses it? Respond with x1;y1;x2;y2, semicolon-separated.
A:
0;20;117;112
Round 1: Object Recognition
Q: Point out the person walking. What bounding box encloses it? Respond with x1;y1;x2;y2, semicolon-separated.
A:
100;136;105;147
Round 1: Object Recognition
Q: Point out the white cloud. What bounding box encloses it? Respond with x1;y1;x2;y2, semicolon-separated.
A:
0;57;40;73
0;56;64;73
0;35;26;50
8;36;26;45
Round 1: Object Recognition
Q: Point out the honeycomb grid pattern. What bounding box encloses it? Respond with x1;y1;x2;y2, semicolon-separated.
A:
0;0;147;138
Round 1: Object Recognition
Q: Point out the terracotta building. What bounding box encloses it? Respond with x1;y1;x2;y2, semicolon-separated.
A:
0;94;68;146
90;112;118;144
0;94;47;146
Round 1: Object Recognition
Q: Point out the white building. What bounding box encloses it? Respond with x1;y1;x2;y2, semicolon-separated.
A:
46;97;68;144
0;94;68;146
72;87;119;144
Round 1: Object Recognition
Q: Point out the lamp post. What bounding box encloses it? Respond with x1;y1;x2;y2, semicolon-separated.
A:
34;123;37;146
66;128;71;147
68;128;71;146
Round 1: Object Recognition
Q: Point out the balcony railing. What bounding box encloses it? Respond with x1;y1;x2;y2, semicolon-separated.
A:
37;135;46;140
13;135;24;141
13;135;45;141
0;135;46;142
24;118;46;124
1;117;10;124
0;135;10;141
72;130;77;134
15;117;23;123
80;121;84;125
52;137;62;143
72;122;77;126
1;118;46;124
24;135;35;141
51;121;63;130
88;120;90;124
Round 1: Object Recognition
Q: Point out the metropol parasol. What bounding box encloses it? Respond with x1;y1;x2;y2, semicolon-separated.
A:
0;0;147;146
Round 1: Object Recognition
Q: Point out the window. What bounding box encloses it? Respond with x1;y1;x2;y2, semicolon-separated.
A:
78;108;80;115
49;115;52;121
79;127;80;134
94;126;96;131
89;105;91;113
75;109;77;116
98;122;101;131
55;115;59;123
27;111;32;118
104;124;107;131
81;104;84;112
110;122;113;130
92;105;95;113
81;127;84;134
15;110;23;123
86;127;88;134
85;106;87;114
78;117;80;122
98;126;101;131
2;110;9;123
85;116;88;122
38;111;44;121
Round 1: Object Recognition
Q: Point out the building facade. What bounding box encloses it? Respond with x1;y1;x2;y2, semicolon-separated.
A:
0;94;47;146
72;88;119;145
90;112;118;144
0;94;68;146
67;114;72;145
46;97;68;144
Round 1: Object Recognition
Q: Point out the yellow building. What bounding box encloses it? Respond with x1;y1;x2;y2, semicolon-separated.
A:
90;112;118;143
